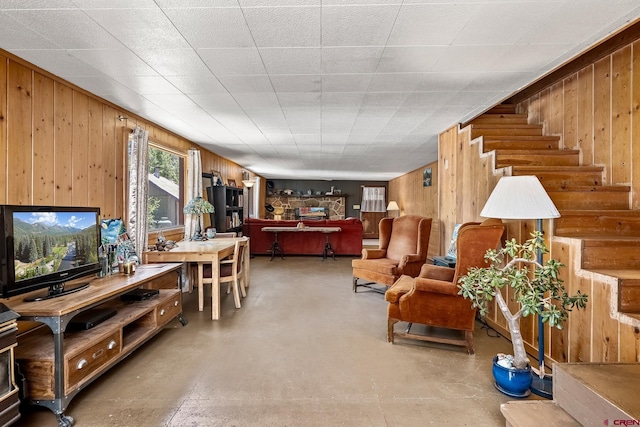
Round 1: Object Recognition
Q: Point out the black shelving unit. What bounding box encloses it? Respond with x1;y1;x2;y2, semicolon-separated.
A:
210;185;244;233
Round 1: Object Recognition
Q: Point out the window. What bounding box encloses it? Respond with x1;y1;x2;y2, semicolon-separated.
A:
147;145;185;230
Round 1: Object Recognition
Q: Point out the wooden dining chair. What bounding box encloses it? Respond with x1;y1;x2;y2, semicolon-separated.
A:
199;237;249;315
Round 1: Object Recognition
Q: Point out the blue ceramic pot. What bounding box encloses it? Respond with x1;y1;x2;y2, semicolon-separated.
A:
492;356;532;398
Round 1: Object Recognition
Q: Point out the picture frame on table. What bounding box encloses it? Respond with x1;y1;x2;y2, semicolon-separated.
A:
227;179;237;187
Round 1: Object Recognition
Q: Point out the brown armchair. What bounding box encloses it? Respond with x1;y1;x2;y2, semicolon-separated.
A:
352;215;432;292
385;219;504;354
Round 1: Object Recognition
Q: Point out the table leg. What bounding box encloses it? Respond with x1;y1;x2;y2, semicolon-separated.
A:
212;253;221;320
197;263;204;312
323;233;336;261
268;232;284;261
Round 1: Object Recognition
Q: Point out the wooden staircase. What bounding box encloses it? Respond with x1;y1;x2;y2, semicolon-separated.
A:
466;104;640;320
467;105;640;426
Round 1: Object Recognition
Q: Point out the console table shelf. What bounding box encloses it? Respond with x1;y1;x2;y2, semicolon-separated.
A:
3;263;184;427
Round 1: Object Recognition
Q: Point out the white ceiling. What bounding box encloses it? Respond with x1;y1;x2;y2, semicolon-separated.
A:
1;1;639;181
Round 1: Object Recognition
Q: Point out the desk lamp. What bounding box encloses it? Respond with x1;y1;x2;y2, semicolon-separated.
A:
183;196;215;241
480;175;560;398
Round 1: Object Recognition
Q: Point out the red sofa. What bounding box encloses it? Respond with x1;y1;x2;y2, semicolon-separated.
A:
243;218;363;257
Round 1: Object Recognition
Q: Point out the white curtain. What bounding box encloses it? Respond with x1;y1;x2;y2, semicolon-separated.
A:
128;126;149;260
361;186;386;212
184;148;203;239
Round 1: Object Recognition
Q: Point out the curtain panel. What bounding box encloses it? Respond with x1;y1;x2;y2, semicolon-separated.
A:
185;149;203;239
127;126;149;260
361;186;386;212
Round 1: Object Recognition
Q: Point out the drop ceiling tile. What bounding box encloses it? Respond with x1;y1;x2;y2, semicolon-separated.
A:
368;73;424;92
199;48;266;76
143;94;202;110
239;0;320;6
69;49;158;77
376;46;448;73
388;3;479;46
271;74;321;93
111;75;181;95
136;49;211;76
0;0;76;9
321;92;365;108
86;8;190;50
242;6;321;47
4;9;121;49
277;92;321;108
322;47;384;74
166;74;228;95
0;12;60;50
9;49;101;77
321;5;399;46
158;0;239;9
259;47;321;74
430;45;513;73
191;92;241;112
164;7;254;48
234;92;281;110
321;74;373;92
216;75;274;93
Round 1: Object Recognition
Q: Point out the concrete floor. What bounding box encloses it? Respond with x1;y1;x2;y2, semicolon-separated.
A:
16;256;518;427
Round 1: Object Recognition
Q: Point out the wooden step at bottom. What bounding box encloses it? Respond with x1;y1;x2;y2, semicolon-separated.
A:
554;210;640;237
547;186;631;210
495;150;579;168
581;238;640;269
501;401;581;427
512;166;603;187
554;363;640;426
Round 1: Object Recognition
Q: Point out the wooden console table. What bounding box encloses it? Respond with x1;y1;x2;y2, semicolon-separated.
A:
3;263;183;427
261;226;341;261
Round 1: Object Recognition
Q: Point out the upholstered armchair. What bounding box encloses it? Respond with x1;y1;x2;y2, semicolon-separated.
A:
385;219;504;354
352;215;432;292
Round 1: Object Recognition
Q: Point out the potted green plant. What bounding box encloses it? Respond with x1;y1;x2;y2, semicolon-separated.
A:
458;231;588;397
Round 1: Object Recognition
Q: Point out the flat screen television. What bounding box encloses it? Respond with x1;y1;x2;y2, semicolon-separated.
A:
0;205;101;301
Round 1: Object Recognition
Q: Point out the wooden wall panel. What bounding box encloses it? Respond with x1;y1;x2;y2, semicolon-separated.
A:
33;73;55;205
611;46;631;185
54;82;73;205
591;279;619;362
593;56;611;183
0;55;6;204
577;66;594;166
634;41;640;209
563;75;578;150
7;61;32;205
388;160;439;259
88;98;103;211
72;92;89;206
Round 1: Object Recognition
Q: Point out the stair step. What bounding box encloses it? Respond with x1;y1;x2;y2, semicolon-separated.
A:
581;238;640;269
554;363;640;425
470;123;543;138
482;135;560;152
487;104;517;114
513;166;603;187
469;113;529;125
495;150;579;168
500;401;581;427
620;278;640;313
554;210;640;237
546;186;630;210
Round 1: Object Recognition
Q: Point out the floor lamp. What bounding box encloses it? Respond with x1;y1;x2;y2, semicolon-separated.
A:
242;178;255;258
479;175;560;399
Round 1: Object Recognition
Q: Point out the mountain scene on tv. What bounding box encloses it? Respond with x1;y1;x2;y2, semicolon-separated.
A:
13;212;98;281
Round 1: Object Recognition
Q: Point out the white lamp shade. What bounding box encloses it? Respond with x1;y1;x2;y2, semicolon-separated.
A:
387;201;400;211
480;176;560;220
242;179;255;188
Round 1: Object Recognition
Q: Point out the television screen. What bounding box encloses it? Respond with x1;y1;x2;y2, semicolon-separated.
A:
0;205;101;300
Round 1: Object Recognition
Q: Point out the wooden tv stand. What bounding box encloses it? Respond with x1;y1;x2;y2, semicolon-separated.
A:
2;263;185;427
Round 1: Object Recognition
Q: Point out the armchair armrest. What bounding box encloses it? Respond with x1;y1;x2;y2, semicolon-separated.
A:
419;264;455;282
413;278;460;296
362;248;386;259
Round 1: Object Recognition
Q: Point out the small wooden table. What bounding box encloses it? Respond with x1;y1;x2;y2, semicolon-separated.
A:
143;239;240;319
261;226;341;261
